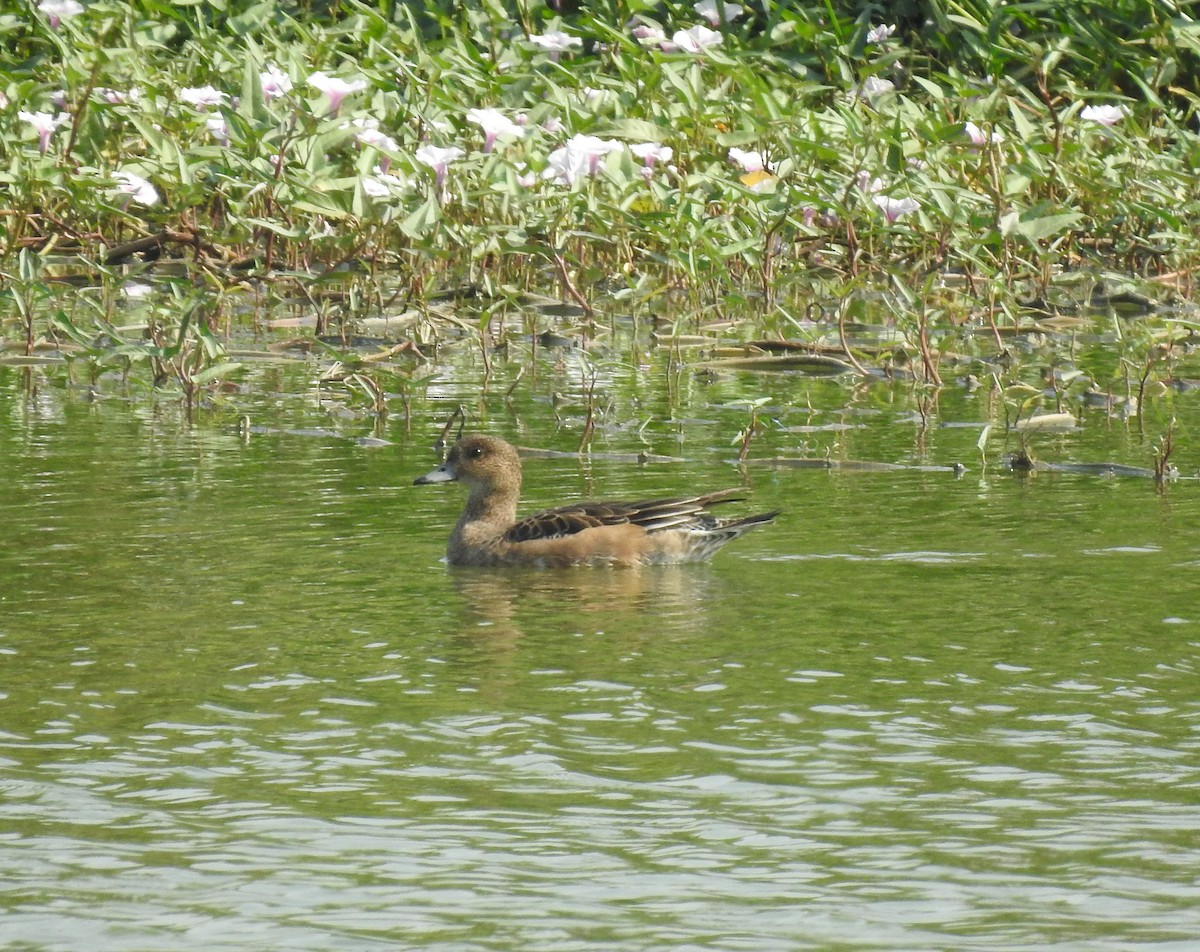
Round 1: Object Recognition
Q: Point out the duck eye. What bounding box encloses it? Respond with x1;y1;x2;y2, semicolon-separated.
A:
469;445;484;459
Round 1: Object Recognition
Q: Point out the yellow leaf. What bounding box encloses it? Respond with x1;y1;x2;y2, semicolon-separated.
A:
739;170;778;191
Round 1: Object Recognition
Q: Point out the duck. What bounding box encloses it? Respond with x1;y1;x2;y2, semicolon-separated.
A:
414;435;779;567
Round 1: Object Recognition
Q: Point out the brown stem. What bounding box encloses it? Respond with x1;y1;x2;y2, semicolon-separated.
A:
552;251;593;317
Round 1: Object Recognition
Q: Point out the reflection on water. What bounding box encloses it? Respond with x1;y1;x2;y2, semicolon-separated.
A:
2;368;1200;950
448;565;716;644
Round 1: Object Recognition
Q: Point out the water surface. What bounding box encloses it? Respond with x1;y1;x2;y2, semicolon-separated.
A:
2;351;1199;951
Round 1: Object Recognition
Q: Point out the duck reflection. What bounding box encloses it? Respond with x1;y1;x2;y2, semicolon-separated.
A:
447;564;719;649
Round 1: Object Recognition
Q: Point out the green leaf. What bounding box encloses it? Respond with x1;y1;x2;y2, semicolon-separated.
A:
718;237;760;257
399;190;441;238
976;423;992;452
190;361;244;385
910;76;944;99
1000;207;1082;241
292;200;351;220
1003;173;1032;196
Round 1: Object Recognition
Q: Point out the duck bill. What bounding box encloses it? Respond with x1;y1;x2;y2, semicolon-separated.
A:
414;464;457;485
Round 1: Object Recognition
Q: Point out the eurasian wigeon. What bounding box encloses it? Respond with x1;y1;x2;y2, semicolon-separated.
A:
415;435;778;567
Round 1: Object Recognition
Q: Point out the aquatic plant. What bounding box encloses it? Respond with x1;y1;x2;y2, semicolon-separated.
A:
0;0;1198;428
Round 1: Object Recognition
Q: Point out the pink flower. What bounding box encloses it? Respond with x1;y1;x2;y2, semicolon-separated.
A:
542;115;564;135
672;24;724;53
260;65;293;102
18;111;69;154
694;1;743;25
466;108;524;153
38;0;84;29
179;85;228;110
307;72;367;116
1080;104;1128;126
113;171;159;207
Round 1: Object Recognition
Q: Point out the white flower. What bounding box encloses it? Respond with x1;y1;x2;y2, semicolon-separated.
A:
362;167;409;199
542;134;624;185
631;22;666;45
38;0;84;28
543;146;589;186
361;176;390;199
866;23;896;43
351;121;398;171
964;121;1004;146
351;119;397;152
466;107;524;152
94;87;140;104
415;144;465;169
307;72;367;115
856;171;885;194
18;111;69;154
1080;104;1128;126
113;171;159;207
260;65;293;102
853;76;896;100
728;147;772;173
527;31;582;53
205;114;229;145
415;144;465;191
694;1;743;25
672;24;724;53
630;142;673;167
872;194;919;222
179;85;227;109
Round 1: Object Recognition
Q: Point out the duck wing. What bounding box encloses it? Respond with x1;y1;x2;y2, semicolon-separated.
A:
504;489;746;543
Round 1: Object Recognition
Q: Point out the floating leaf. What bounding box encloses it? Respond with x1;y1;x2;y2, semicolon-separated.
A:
1015;412;1077;432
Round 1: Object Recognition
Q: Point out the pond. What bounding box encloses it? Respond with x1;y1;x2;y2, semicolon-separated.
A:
2;306;1200;950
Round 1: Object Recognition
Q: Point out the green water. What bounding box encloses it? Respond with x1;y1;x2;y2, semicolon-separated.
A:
2;349;1199;951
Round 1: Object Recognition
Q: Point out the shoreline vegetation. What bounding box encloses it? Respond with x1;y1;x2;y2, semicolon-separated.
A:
0;0;1197;472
